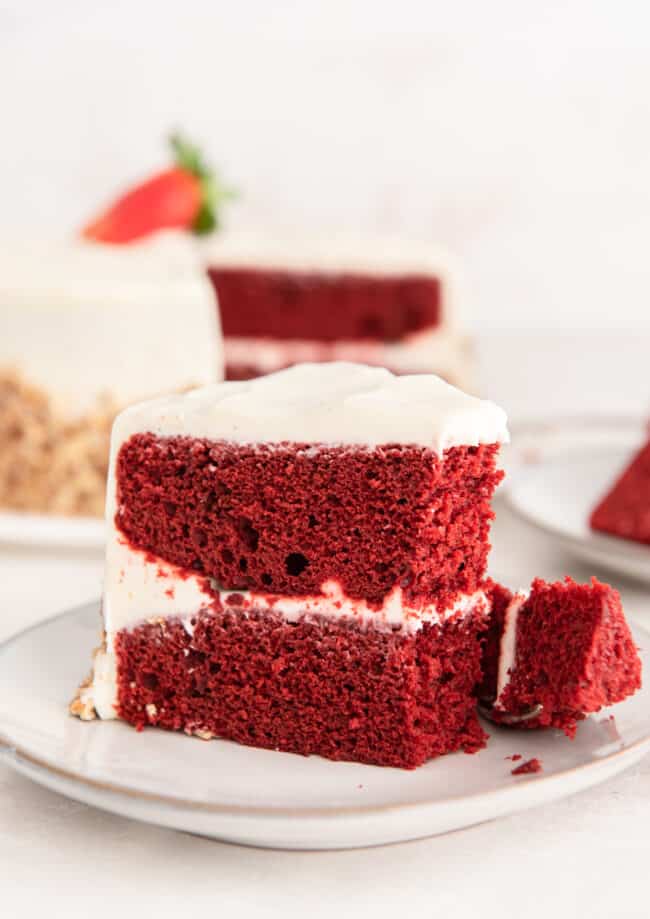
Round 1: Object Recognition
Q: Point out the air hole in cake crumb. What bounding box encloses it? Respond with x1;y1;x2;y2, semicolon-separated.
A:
213;480;231;497
142;672;159;691
308;514;318;528
209;662;221;675
261;573;273;586
187;650;206;669
237;517;259;551
192;527;208;548
239;557;248;572
285;552;309;576
164;501;177;517
221;548;234;565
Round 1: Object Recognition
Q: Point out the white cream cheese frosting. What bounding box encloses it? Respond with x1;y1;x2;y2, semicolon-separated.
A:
0;231;222;414
495;591;529;707
107;361;509;457
104;539;490;636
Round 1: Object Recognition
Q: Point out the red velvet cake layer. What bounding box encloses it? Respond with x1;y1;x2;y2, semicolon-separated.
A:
208;268;442;342
590;440;650;544
114;601;488;769
115;437;503;608
483;578;641;737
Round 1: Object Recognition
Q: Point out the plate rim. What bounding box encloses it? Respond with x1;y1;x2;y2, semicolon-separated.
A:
0;510;105;550
2;601;650;822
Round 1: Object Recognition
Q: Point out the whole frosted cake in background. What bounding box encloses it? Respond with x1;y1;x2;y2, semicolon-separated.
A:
0;233;221;516
205;234;472;387
78;135;473;389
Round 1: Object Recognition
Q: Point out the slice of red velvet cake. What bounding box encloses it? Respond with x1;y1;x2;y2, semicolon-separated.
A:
590;439;650;544
480;577;642;737
73;362;509;768
204;236;472;387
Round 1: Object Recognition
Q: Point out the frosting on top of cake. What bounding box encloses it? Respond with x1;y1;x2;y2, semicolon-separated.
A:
110;361;508;452
203;231;456;279
0;232;221;413
0;231;205;305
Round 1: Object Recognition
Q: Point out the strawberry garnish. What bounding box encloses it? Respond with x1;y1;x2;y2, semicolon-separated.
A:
82;133;234;244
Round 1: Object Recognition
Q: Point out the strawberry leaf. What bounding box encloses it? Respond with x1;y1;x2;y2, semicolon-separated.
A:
170;132;237;235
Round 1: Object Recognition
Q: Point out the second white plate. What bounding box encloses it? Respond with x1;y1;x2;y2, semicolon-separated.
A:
506;445;650;583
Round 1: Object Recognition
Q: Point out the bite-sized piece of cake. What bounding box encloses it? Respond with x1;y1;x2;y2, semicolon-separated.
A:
590;440;650;544
73;362;509;768
0;233;221;515
481;577;641;737
204;235;472;388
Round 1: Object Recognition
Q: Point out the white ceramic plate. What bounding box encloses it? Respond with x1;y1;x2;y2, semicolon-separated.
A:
0;511;105;550
1;603;649;850
506;446;650;584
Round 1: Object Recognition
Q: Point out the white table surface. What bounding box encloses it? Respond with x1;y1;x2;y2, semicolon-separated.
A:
2;331;650;918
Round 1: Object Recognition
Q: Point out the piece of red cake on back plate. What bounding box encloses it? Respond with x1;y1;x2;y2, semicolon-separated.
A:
72;362;509;768
590;439;650;545
480;577;642;737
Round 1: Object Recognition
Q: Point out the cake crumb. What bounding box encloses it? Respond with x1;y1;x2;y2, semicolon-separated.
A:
505;754;522;762
511;757;543;776
69;687;97;721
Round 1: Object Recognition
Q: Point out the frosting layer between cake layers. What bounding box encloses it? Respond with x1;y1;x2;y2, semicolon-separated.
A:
223;326;473;383
105;539;489;634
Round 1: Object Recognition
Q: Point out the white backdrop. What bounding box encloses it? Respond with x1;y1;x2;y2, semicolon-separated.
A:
2;0;650;330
